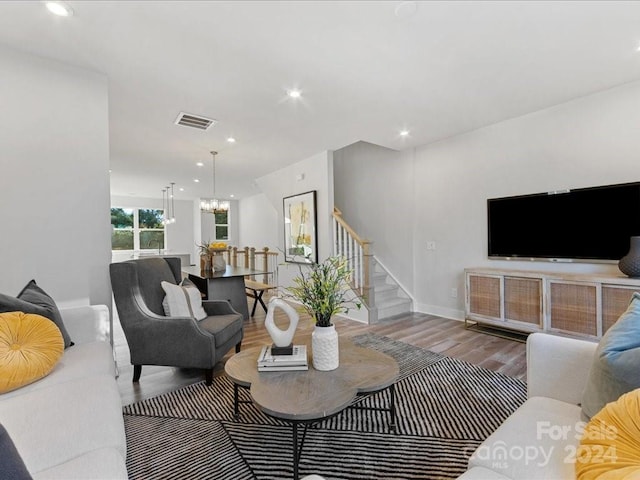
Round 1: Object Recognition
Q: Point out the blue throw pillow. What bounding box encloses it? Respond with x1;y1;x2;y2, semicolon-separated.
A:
581;292;640;419
0;423;33;479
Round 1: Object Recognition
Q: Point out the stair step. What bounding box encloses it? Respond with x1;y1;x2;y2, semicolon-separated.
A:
374;283;396;293
375;286;400;302
372;272;388;286
377;297;412;320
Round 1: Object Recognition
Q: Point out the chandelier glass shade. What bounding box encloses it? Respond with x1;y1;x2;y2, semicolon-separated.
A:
200;198;229;213
161;182;176;225
200;151;229;214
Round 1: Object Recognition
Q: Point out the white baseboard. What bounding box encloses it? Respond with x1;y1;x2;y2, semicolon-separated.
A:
414;303;465;322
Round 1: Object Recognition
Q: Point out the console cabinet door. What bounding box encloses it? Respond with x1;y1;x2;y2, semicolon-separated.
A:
467;273;502;320
602;285;640;333
504;276;543;328
548;281;598;338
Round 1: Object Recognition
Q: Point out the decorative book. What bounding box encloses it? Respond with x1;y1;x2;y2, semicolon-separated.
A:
257;345;308;369
257;364;308;372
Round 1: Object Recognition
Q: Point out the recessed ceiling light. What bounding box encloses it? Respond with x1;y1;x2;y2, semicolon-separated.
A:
288;89;302;99
45;1;74;17
194;179;200;183
230;194;235;198
227;137;236;143
179;187;184;192
196;162;204;167
400;130;410;137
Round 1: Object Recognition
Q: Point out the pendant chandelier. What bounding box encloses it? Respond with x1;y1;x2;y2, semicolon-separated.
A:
161;182;176;225
200;151;229;214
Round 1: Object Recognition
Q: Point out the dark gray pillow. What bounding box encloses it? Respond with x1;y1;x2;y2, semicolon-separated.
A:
0;280;73;348
0;424;33;480
581;292;640;419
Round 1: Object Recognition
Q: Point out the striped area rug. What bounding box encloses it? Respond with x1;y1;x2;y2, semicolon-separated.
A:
123;333;526;480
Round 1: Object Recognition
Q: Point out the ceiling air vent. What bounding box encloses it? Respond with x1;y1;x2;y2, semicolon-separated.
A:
174;112;216;130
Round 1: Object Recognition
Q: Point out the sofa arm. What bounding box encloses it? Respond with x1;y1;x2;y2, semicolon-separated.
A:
527;332;597;405
59;305;111;345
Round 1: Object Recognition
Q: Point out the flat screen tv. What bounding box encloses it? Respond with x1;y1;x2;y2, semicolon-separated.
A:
487;181;640;263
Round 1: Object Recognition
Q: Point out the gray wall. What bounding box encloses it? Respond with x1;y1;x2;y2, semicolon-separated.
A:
0;45;112;309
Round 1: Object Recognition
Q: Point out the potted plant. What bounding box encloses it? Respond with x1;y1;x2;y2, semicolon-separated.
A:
196;241;228;272
286;256;361;370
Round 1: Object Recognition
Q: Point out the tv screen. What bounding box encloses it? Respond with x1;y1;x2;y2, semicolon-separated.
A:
487;181;640;262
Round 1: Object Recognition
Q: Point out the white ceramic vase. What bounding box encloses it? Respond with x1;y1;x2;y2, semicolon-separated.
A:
212;253;226;272
311;324;339;371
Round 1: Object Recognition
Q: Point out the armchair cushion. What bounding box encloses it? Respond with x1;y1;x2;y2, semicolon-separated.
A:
161;280;207;321
199;314;243;347
581;292;640;419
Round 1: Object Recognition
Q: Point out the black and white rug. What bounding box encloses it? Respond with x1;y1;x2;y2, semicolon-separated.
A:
123;333;526;480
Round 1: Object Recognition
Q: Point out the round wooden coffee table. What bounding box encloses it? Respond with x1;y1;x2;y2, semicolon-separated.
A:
224;337;399;479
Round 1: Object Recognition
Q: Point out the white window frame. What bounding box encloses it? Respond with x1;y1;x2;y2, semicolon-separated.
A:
111;207;166;252
214;210;230;241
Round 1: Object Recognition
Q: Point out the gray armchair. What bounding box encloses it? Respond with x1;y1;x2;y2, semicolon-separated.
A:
109;257;243;385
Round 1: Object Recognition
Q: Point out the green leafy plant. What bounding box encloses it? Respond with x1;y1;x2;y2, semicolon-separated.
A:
285;256;361;327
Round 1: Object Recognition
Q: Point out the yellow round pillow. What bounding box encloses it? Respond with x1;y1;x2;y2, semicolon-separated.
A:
0;311;64;394
576;388;640;479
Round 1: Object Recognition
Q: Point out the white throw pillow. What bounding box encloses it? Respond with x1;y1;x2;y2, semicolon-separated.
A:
161;281;207;321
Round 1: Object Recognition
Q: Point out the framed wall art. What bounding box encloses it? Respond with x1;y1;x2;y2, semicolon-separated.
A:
283;190;317;263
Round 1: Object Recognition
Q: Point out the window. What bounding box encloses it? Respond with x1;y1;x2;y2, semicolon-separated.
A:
138;209;165;250
111;207;165;251
214;211;229;240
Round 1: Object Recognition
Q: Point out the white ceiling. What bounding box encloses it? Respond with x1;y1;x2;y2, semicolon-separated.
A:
2;1;640;201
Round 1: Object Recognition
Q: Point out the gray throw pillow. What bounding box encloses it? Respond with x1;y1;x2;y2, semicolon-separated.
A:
581;292;640;419
0;280;73;348
0;424;33;480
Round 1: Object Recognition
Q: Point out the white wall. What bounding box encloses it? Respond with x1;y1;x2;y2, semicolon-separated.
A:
255;151;334;287
238;193;279;252
334;80;640;321
110;195;196;264
0;45;111;309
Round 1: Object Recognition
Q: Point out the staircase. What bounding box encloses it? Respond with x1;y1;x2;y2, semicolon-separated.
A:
332;207;412;323
371;257;412;320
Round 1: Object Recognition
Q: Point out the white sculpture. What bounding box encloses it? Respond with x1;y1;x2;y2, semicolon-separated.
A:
264;297;299;347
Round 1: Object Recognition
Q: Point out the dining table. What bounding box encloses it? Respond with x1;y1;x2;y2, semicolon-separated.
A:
182;265;268;320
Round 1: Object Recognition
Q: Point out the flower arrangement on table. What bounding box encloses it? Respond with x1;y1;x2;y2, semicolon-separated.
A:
196;241;228;271
283;255;361;371
197;241;228;255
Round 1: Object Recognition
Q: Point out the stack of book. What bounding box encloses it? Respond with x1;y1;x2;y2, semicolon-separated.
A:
257;345;308;372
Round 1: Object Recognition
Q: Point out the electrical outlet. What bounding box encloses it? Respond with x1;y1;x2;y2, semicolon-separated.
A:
426;241;436;250
450;288;458;298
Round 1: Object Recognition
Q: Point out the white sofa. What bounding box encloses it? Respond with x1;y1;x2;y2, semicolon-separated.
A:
0;305;128;479
458;332;598;479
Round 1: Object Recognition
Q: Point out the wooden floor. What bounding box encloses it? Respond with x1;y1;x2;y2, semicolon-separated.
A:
115;296;527;406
